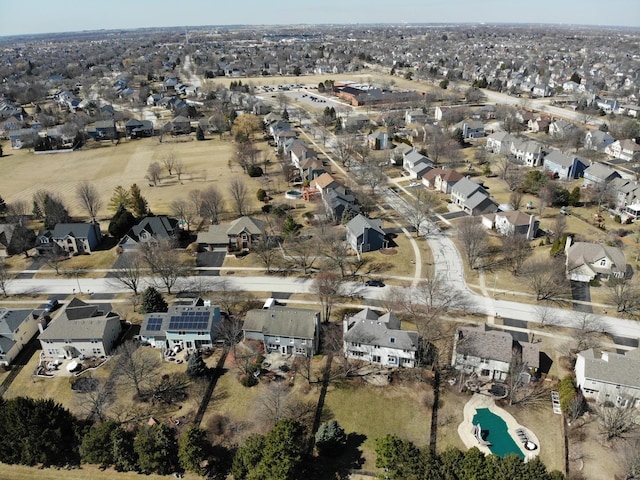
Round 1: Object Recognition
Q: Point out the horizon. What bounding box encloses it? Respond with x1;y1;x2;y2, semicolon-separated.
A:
2;0;639;37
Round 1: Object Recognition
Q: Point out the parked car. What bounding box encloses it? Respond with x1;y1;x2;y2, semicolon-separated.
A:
44;299;60;312
365;279;385;287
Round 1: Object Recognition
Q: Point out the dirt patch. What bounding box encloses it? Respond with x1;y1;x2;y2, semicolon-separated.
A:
378;248;398;255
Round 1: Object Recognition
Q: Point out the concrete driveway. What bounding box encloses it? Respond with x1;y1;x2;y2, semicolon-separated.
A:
570;280;593;313
196;251;226;276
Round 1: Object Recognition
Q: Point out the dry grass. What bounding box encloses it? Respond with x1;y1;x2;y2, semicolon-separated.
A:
0;464;201;480
323;380;431;471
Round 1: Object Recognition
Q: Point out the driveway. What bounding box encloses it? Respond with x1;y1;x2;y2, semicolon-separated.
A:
570;280;593;313
196;251;226;276
15;255;46;279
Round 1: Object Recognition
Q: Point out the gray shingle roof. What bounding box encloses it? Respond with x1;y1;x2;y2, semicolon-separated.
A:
344;308;418;351
456;326;513;363
39;298;119;341
579;348;640;389
243;307;319;340
566;242;627;276
346;214;384;237
453;177;486;199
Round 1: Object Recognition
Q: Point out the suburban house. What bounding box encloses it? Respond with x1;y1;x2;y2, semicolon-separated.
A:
403;150;434;179
609;177;640;216
243;307;321;356
298;157;325;181
39;298;121;359
422;168;463;194
482;211;539;240
575;348;640;407
450;177;498;216
543;150;587;180
340;113;371;131
197;216;266;252
527;115;551;133
36;222;102;255
605;139;640;162
452;325;539;382
389;143;413;165
323;189;360;223
118;216;178;252
486;132;515;154
367;131;389;150
565;237;629;282
0;224;34;257
585;130;615;152
311;173;348;198
510;138;544;167
405;109;428;125
139;298;221;351
0;308;42;366
582;163;622;188
454;119;485;139
346;214;387;256
343;308;419;368
549;119;580;138
124;119;154;138
166;115;191;135
92;119;117;139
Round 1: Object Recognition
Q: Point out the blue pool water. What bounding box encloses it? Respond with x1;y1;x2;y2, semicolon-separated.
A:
472;408;524;459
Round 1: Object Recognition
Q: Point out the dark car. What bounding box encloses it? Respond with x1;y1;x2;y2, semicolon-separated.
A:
365;280;385;288
44;299;60;313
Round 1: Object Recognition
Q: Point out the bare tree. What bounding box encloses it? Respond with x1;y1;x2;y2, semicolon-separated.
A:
174;159;185;182
228;177;249;216
608;277;640;316
252;239;281;274
0;260;12;297
146;162;163;186
355;157;387;195
209;278;254;317
311;270;344;323
507;355;551;407
509;190;524;210
215;315;244;360
44;248;66;275
523;257;570;301
552;214;567;242
162;152;177;176
501;234;532;276
405;189;436;236
504;167;525;192
284;236;320;274
141;239;188;294
115;340;161;399
333;136;355;168
598;405;637;440
457;217;488;269
319;231;351;277
109;252;144;296
75;181;102;222
170;198;196;232
534;305;558;328
200;186;224;224
75;378;114;422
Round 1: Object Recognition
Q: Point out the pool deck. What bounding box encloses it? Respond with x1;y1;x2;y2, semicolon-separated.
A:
458;393;540;462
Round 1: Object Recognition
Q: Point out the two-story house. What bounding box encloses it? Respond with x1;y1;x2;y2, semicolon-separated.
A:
482;211;539;240
585;130;615;152
543;150;587;180
452;325;539;382
36;222;102;255
582;163;622;188
197;216;266;252
605;139;640;162
403;150;434;179
118;216;178;252
486;132;515;155
450;177;498;216
343;308;419;368
565;237;629;282
0;308;42;366
345;214;387;256
139;298;221;351
39;298;121;359
575;348;640;408
243;307;321;356
422;168;464;194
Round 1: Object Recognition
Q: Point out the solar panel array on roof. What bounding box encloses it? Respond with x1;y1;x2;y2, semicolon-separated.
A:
168;310;210;330
146;317;164;331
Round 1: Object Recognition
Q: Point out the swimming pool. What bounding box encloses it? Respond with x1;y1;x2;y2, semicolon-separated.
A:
472;408;524;459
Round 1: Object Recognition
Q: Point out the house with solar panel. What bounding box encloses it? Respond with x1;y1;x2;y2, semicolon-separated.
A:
139;298;222;351
243;307;321;356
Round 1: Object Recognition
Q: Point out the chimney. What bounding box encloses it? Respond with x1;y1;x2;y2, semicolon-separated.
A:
564;235;573;255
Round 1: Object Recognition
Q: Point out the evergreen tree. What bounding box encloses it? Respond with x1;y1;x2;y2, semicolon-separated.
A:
315;420;347;457
129;183;149;218
134;423;178;475
282;108;289;121
81;421;119;466
196;125;205;141
178;426;211;474
111;425;138;472
108;205;136;238
249;419;306;480
139;286;168;314
186;351;208;379
231;434;265;480
281;214;300;238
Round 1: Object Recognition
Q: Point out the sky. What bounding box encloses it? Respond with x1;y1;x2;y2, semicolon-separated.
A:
1;0;639;37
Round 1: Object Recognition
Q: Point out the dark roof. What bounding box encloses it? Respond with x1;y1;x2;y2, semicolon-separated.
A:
140;303;221;338
243;307;319;340
120;216;177;245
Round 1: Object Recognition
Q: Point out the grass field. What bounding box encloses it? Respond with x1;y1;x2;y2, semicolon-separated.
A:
323;380;431;470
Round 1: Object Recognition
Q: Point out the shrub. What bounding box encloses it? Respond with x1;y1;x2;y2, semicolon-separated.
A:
614;215;622;223
248;165;263;177
256;189;267;202
558;375;577;413
241;374;258;387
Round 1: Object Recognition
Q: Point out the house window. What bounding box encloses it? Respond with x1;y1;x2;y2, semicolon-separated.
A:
600;259;607;266
373;345;380;349
481;369;490;377
388;356;398;365
351;351;365;357
372;355;381;363
480;357;488;363
390;338;396;344
616;396;629;408
351;342;361;347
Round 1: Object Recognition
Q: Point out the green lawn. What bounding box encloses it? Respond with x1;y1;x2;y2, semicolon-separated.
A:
323;380;431;471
